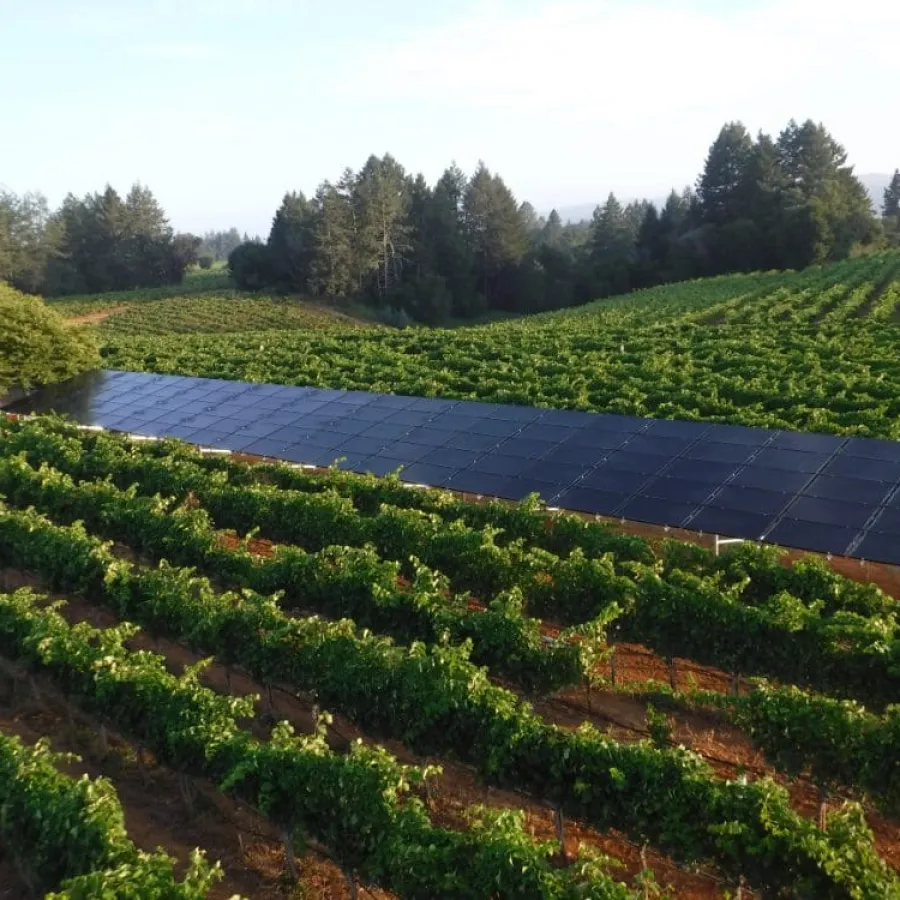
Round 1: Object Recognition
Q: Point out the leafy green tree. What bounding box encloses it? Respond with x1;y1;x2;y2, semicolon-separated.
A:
227;240;272;289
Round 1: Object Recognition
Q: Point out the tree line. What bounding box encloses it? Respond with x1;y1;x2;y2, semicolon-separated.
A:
2;120;897;313
229;119;898;323
0;184;205;296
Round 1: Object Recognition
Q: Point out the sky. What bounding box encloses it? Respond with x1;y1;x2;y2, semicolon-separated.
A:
2;0;898;236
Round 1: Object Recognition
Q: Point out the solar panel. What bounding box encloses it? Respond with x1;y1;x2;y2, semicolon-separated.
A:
801;474;894;506
601;451;669;476
764;519;858;556
842;438;900;462
11;368;900;566
854;532;900;566
665;458;741;484
868;507;900;536
620;496;697;528
751;448;832;473
639;477;715;504
683;441;756;465
404;427;458;447
495;438;558;460
709;485;793;516
581;468;650;494
554;485;628;516
396;462;458;487
467;455;532;477
785;496;877;531
689;506;774;539
823;455;900;483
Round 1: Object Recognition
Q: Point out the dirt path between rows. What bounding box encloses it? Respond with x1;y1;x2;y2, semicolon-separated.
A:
63;305;127;326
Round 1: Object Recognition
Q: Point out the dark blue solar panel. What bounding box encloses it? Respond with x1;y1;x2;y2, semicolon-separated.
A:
689;506;774;539
684;441;756;465
554;486;628;516
823;455;900;483
541;444;606;467
496;478;563;502
854;532;900;565
418;447;484;470
620;496;697;528
705;423;774;445
802;475;893;506
665;459;741;484
751;448;831;473
397;462;458;486
468;454;532;477
765;519;858;556
709;485;793;516
842;438;900;462
468;419;522;438
785;496;877;531
517;461;585;489
868;506;900;536
450;471;514;497
645;419;710;439
582;468;650;494
601;451;669;476
516;423;580;444
373;441;430;463
334;436;387;457
13;368;900;565
444;431;501;452
640;477;715;504
496;438;558;460
770;431;846;453
404;427;457;447
623;434;696;457
730;466;812;493
565;429;630;451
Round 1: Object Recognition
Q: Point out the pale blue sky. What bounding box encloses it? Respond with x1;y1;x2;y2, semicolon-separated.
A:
2;0;898;235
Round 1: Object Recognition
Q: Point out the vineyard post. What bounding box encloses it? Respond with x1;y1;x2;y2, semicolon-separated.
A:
280;827;299;882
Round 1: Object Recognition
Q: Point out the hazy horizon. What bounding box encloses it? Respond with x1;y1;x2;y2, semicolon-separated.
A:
4;0;898;236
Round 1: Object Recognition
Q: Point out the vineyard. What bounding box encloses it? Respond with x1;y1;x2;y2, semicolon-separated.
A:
45;249;900;438
2;415;900;897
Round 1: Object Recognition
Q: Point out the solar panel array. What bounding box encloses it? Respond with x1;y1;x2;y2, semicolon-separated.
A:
8;369;900;566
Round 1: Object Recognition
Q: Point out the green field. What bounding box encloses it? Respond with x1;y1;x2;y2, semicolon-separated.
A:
50;251;900;437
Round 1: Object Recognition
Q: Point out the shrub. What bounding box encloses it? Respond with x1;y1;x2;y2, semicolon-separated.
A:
0;282;100;397
197;254;215;270
227;242;273;290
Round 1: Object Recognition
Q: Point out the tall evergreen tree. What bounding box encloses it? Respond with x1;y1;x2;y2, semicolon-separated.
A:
884;170;900;219
463;162;528;308
267;191;316;291
354;154;411;301
309;182;355;296
698;122;754;224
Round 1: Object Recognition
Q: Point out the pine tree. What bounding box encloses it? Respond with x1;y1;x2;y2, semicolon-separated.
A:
309;182;355;296
354;154;411;301
884;170;900;219
463;162;528;307
267;191;316;291
698;122;754;224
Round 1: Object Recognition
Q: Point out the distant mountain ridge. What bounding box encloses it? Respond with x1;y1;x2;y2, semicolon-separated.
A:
553;173;894;225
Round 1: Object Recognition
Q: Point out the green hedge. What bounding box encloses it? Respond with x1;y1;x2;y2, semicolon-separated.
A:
0;282;99;396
